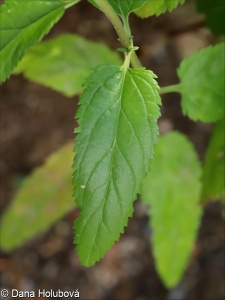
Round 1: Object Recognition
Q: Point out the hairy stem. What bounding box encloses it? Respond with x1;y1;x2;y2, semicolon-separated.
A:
93;0;131;49
131;52;142;68
93;0;142;69
123;51;132;70
159;83;182;94
123;16;132;41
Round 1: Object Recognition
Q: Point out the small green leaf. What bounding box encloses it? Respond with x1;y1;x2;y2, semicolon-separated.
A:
0;0;79;82
108;0;149;18
197;0;225;35
201;119;225;201
135;0;185;18
0;142;74;251
73;64;161;266
178;43;225;122
141;132;202;288
88;0;148;18
14;34;122;97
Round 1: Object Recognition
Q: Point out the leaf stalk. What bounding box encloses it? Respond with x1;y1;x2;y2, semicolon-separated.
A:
159;83;182;94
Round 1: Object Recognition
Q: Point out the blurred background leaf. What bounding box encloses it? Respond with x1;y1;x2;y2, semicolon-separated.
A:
141;132;202;288
177;43;225;122
196;0;225;35
0;142;74;251
14;34;122;97
135;0;185;18
201;119;225;202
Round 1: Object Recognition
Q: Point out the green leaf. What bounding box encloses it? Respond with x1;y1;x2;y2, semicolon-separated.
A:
135;0;185;18
88;0;148;19
14;34;122;97
108;0;149;18
0;0;79;82
73;64;161;266
178;43;225;122
0;142;74;251
201;120;225;201
197;0;225;35
141;132;202;287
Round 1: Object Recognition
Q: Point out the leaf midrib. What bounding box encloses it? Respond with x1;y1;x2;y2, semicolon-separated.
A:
84;65;129;265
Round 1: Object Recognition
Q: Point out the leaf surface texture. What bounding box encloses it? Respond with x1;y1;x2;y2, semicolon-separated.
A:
178;43;225;122
135;0;185;17
108;0;149;18
73;64;161;266
202;120;225;201
0;0;79;81
88;0;148;17
141;132;202;287
14;34;121;97
0;143;74;251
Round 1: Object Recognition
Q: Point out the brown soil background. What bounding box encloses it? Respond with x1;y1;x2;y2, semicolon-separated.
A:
0;1;224;299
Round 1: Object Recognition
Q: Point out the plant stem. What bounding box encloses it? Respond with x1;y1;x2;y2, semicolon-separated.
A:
123;51;132;70
93;0;131;49
123;16;132;41
159;83;182;94
131;52;142;68
91;0;142;69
